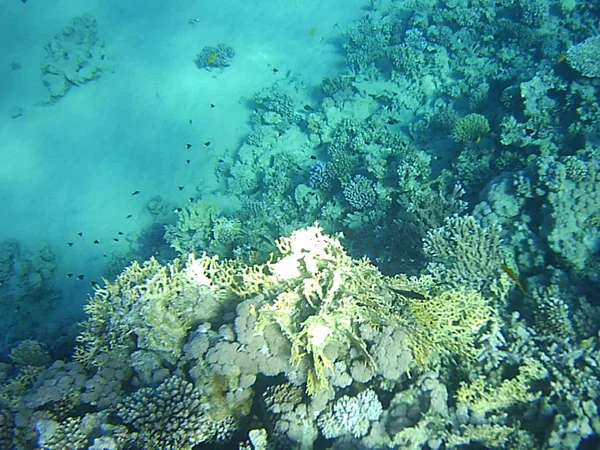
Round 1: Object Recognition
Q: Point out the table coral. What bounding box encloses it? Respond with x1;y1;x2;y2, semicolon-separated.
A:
567;35;600;78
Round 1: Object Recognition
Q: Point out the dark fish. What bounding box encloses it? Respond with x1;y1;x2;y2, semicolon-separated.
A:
186;143;192;149
66;273;73;278
188;197;194;202
186;159;191;164
67;242;73;247
387;286;427;300
118;231;124;235
78;232;83;237
189;119;192;124
113;238;119;242
210;103;215;108
77;274;84;280
132;190;140;196
93;240;100;244
178;186;184;191
126;214;132;219
174;207;183;213
204;141;211;147
272;67;279;73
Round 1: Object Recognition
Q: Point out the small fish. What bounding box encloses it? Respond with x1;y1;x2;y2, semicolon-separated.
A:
476;135;482;143
206;52;218;66
387;286;427;300
89;281;99;287
303;104;314;112
501;263;526;295
210;103;215;108
118;231;124;235
132;190;140;196
204;141;211;147
77;274;84;280
178;186;184;191
174;207;183;213
272;67;279;73
189;119;192;124
93;239;100;244
188;197;195;202
186;159;191;164
186;143;192;149
67;242;74;247
126;214;132;219
78;232;83;237
66;273;74;278
113;238;119;242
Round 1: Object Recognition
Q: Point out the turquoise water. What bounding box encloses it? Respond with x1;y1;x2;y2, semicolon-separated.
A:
0;0;599;448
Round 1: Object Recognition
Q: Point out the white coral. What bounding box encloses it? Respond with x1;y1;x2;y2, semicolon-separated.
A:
317;389;383;439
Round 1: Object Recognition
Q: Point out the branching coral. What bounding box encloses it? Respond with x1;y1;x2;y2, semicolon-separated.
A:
317;389;383;439
74;256;225;366
115;375;223;449
567;35;600;78
423;215;506;294
451;113;490;143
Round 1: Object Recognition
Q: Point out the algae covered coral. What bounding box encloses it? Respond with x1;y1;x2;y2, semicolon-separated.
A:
3;223;594;449
2;0;600;448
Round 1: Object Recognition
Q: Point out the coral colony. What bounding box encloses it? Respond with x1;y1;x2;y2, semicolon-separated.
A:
2;1;600;449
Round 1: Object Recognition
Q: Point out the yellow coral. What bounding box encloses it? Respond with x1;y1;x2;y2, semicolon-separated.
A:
403;289;492;366
456;359;547;416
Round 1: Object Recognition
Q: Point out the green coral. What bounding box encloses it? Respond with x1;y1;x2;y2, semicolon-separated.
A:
566;35;600;78
74;256;225;366
451;113;490;143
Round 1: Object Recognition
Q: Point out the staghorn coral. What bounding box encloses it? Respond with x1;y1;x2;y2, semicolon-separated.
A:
456;358;548;416
74;255;225;366
254;225;392;395
423;215;507;294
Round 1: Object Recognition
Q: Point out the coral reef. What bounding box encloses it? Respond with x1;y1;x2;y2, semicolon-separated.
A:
194;43;235;70
567;35;600;78
40;14;114;103
115;375;226;449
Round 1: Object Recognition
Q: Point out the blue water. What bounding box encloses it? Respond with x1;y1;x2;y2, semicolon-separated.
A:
1;0;599;449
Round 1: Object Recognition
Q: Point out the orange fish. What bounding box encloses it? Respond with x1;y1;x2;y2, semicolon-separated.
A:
501;263;526;295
